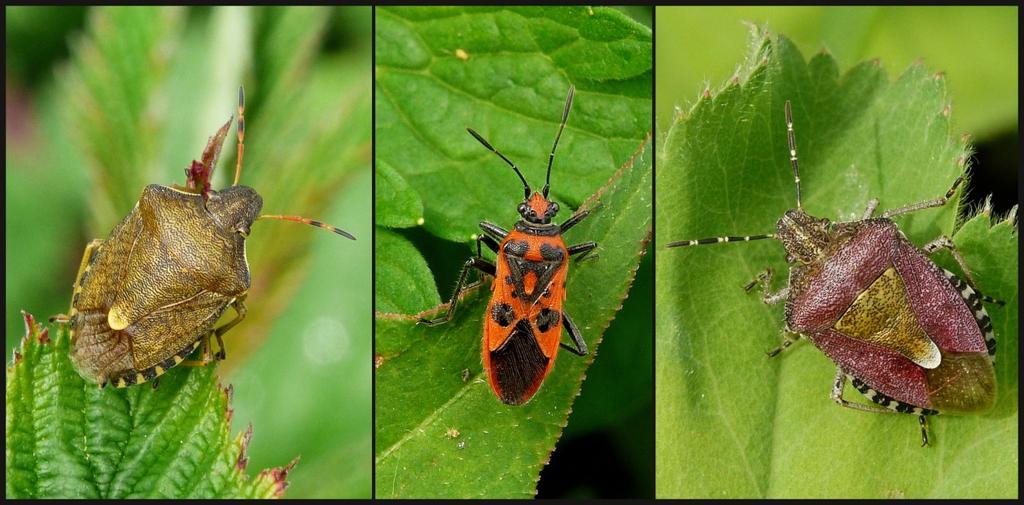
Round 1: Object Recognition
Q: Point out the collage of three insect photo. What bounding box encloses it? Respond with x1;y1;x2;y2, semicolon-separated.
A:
4;4;1018;501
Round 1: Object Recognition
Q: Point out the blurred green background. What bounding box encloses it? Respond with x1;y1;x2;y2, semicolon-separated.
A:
396;6;654;499
656;6;1017;216
5;6;371;498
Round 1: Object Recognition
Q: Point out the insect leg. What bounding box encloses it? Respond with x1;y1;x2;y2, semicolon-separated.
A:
53;239;104;326
212;298;248;360
765;331;801;358
478;233;501;255
829;367;900;415
559;311;588;356
181;333;216;367
567;241;598;262
917;235;995;301
480;221;509;243
419;256;497;326
861;198;880;220
840;371;939;446
479;236;500;255
880;174;965;219
743;268;789;305
560;209;590;234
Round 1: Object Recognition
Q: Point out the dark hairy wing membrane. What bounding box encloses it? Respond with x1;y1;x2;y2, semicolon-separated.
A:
491;319;550;405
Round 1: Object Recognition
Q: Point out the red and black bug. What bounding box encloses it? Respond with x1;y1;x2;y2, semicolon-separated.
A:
420;85;598;406
667;100;1002;445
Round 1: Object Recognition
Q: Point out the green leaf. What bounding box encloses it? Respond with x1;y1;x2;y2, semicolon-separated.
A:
375;160;425;228
656;27;1018;498
375;228;441;315
375;6;652;242
375;138;652;498
5;313;296;498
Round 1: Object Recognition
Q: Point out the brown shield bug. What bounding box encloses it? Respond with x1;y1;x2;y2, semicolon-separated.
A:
667;100;1002;446
55;87;355;388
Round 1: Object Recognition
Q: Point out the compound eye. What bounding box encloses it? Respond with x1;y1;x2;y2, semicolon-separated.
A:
549;202;559;215
235;224;250;237
517;203;528;215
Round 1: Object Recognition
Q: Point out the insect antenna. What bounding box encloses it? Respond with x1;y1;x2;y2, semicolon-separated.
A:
256;214;356;240
233;86;246;186
543;84;575;197
666;233;776;248
467;128;531;199
784;100;802;210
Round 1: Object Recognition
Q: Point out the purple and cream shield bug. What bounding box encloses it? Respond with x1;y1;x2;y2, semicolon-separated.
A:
666;100;1002;446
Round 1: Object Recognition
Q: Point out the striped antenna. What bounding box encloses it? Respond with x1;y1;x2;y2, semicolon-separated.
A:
233;86;246;186
467;128;531;199
256;215;356;240
784;100;802;210
543;85;574;197
666;234;776;248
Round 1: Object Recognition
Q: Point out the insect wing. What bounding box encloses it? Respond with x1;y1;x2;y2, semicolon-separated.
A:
796;222;993;412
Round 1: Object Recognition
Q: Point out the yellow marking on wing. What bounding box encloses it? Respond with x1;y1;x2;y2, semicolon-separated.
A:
107;308;130;331
835;267;940;369
116;378;127;388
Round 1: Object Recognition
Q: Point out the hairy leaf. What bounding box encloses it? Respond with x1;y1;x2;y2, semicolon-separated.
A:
5;313;295;498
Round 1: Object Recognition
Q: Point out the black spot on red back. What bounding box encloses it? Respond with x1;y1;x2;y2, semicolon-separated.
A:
491;302;515;327
540;243;564;261
503;240;529;257
536;308;560;333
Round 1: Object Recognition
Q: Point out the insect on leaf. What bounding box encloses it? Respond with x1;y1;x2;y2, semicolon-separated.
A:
376;137;651;498
373;6;652;498
655;26;1018;499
